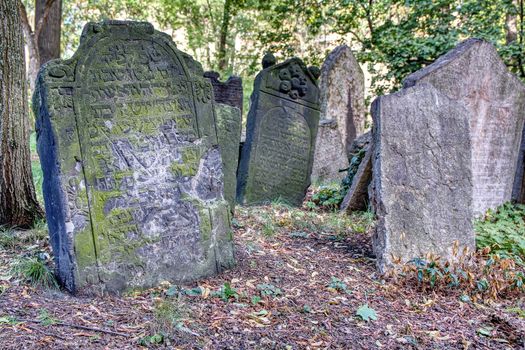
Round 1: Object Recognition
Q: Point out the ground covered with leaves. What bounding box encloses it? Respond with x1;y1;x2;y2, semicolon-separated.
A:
1;204;524;349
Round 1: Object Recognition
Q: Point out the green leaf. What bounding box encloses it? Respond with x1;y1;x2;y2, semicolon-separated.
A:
356;304;377;322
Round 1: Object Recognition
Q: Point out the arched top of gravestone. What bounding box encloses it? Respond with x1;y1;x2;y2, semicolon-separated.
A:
41;20;205;83
403;38;525;91
258;57;320;110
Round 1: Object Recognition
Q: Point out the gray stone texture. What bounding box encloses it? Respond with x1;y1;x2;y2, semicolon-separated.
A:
512;128;525;203
34;21;234;294
237;56;320;206
311;119;349;183
371;84;474;270
215;103;242;212
404;38;525;216
204;71;243;115
319;45;366;155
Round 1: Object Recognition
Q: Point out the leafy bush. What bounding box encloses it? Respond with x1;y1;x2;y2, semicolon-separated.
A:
390;246;525;300
475;202;525;265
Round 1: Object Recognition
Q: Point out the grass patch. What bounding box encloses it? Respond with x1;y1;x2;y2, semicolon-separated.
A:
12;256;58;289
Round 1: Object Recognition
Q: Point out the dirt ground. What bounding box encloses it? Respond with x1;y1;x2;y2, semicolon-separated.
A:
1;205;524;349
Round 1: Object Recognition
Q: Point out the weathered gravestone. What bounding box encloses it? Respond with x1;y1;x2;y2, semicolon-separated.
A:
203;71;243;115
311;120;349;182
318;45;365;155
215;104;242;212
404;38;525;216
34;21;235;294
236;54;320;206
371;84;474;270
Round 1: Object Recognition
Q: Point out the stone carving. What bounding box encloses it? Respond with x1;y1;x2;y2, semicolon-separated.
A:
319;45;365;155
215;103;242;212
404;39;525;216
34;21;234;294
203;71;243;115
311;120;349;183
371;84;474;270
237;54;320;206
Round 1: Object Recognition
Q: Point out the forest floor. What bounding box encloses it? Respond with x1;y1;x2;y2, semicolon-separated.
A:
1;203;524;349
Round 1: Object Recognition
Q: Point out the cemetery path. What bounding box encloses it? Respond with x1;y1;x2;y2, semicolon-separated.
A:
0;205;524;349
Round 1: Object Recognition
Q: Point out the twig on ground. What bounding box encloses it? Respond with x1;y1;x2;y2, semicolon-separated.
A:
17;318;130;337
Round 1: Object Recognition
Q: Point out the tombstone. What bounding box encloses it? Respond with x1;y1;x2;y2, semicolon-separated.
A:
340;132;372;212
203;71;243;115
215;103;242;212
311;120;349;183
318;45;365;155
404;38;525;216
512;128;525;203
371;84;474;270
33;21;235;294
236;54;320;206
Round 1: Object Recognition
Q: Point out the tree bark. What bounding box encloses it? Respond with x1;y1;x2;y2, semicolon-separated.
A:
0;0;44;227
19;0;58;93
218;0;232;71
35;0;61;65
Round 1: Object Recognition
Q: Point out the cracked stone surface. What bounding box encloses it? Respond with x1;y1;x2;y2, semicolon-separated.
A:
34;21;234;294
371;84;474;270
311;119;349;182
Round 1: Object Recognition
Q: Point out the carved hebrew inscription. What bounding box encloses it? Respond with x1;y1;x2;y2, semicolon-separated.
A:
76;39;205;271
250;107;311;202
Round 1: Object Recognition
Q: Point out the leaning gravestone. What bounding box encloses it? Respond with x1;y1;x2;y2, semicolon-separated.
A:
203;71;243;115
404;39;525;216
371;84;474;270
34;21;234;294
512;129;525;204
215;104;242;212
236;54;320;206
318;45;365;155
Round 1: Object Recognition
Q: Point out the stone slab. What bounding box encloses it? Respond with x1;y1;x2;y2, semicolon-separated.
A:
204;71;243;115
34;21;234;294
319;45;365;155
340;150;371;212
371;83;474;270
404;38;525;216
311;119;349;183
236;55;320;206
215;103;242;212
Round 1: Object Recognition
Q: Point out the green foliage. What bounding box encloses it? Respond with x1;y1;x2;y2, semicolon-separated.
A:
327;276;349;293
139;333;164;346
213;283;239;302
256;283;282;298
38;308;58;326
153;297;189;332
356;304;377;322
309;184;345;211
12;256;58;289
475;202;525;265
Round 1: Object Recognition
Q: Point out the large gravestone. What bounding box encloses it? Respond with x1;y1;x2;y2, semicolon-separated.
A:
237;54;320;206
371;84;474;270
34;21;234;294
404;39;525;216
215;104;242;212
318;45;365;155
203;71;243;115
311;120;349;183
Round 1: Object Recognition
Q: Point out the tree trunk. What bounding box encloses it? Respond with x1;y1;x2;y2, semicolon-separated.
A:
35;0;61;65
218;0;232;71
0;0;44;228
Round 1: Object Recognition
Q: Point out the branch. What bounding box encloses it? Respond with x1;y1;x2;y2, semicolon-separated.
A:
34;0;57;38
18;318;131;338
19;1;33;38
